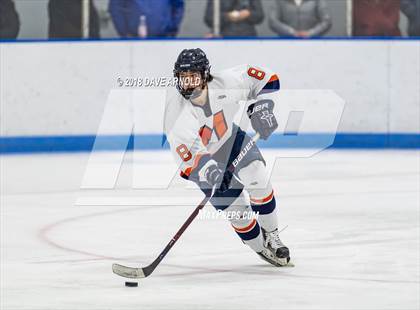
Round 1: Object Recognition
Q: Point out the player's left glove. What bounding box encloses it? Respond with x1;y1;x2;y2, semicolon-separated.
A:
247;99;278;140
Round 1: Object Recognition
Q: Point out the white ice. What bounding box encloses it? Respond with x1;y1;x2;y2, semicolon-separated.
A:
1;149;419;310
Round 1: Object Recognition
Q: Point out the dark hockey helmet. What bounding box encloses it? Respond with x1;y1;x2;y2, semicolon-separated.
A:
173;48;211;99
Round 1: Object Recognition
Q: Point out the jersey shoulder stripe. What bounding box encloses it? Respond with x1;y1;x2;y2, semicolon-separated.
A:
258;74;280;95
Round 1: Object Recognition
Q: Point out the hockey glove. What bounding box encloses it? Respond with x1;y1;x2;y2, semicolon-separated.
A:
247;99;278;140
204;163;233;193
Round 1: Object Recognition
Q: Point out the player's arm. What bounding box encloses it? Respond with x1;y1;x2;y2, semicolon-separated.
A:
243;65;280;140
167;128;230;191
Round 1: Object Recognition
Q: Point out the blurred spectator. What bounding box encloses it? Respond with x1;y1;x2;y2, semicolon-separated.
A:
401;0;420;36
109;0;184;38
269;0;331;38
204;0;264;37
48;0;100;39
0;0;20;39
353;0;401;36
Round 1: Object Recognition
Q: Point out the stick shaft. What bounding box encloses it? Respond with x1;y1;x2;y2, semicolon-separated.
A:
143;194;212;275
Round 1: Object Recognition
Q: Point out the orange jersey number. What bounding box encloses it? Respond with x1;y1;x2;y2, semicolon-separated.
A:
176;144;192;162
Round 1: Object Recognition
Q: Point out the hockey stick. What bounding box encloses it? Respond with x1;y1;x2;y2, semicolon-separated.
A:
112;133;260;279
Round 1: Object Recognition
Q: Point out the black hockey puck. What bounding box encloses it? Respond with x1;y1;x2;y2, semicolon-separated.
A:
125;281;138;287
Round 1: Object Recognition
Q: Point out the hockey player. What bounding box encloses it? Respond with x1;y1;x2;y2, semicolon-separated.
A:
164;48;290;266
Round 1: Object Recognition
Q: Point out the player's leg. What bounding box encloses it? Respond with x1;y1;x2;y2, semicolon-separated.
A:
219;192;264;253
238;160;277;232
214;191;288;266
238;160;290;264
196;176;286;266
197;174;263;253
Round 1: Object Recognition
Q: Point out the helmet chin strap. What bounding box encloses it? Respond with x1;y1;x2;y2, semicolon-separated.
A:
189;81;208;102
189;86;204;100
181;88;194;99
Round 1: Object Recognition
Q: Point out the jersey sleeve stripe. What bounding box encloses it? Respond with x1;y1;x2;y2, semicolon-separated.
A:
268;74;279;83
258;74;280;95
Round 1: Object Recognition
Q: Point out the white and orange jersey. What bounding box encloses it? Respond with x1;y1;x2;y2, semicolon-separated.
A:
164;64;280;178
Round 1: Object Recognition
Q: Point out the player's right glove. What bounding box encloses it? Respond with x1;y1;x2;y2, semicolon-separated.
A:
202;162;233;192
247;99;278;140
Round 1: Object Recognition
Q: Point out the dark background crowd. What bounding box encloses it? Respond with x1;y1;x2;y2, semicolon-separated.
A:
1;0;419;40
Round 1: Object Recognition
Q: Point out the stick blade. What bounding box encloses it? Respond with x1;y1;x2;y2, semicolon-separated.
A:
112;263;146;279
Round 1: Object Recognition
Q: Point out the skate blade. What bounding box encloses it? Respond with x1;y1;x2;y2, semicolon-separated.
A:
257;252;295;267
276;258;295;267
282;261;295;267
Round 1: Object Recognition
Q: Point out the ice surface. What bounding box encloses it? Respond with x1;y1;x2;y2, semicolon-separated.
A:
1;150;419;310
